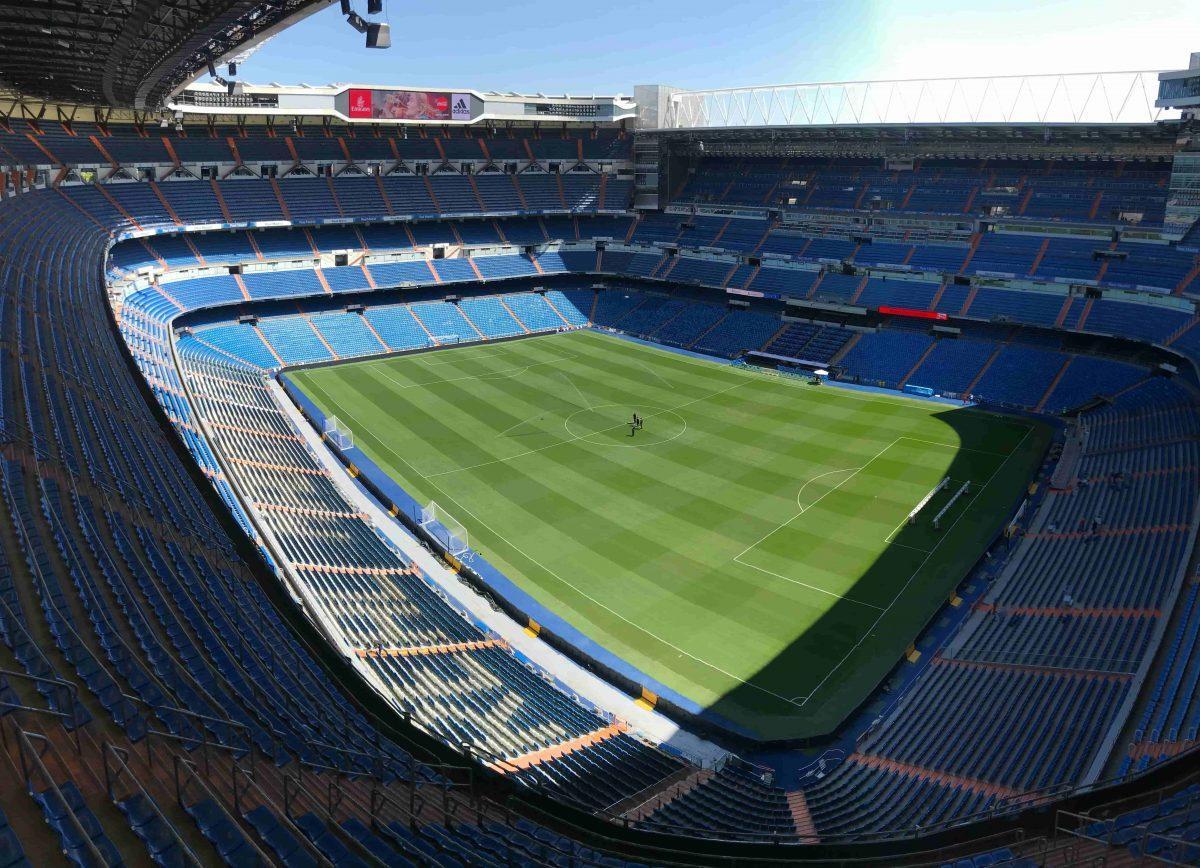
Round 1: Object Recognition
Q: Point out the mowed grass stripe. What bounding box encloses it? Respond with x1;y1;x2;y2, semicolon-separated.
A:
390;337;723;475
295;369;802;699
314;338;950;672
299;347;835;706
307;336;945;696
291;330;1047;738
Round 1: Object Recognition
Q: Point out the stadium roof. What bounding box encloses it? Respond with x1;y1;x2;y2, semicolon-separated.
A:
653;72;1179;130
646;120;1184;163
0;0;333;110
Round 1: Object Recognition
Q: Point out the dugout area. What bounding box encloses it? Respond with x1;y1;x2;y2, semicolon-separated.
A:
289;329;1050;742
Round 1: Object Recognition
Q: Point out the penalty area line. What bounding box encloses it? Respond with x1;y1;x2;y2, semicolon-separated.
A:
732;555;886;611
796;425;1034;709
412;483;807;709
732;437;903;563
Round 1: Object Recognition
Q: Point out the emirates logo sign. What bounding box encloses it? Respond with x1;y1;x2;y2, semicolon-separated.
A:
346;88;373;118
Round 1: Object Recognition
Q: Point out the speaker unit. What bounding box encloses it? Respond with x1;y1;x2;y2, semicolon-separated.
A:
366;22;391;48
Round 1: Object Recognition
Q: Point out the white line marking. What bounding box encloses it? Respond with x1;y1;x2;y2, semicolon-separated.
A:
305;330;1036;712
415;344;521;366
639;361;675;390
590;330;1037;435
734;438;902;563
881;475;970;544
559;371;592;410
495;414;546;437
562;404;689;449
732;556;886;610
734;438;994;611
882;513;910;545
796;426;1034;708
302;378;803;708
795;466;861;510
898;436;1010;457
886;540;935;554
429;491;805;707
421;379;748;480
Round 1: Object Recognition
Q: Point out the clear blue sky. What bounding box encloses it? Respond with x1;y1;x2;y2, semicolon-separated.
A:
239;0;1198;94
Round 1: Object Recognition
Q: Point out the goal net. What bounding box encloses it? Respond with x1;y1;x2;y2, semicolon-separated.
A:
323;416;353;450
419;501;470;556
433;334;462;346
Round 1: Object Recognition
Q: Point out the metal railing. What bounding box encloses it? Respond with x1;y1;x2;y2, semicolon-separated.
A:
661;71;1178;129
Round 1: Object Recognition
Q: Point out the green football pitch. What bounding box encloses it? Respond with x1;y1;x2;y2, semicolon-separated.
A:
290;329;1048;740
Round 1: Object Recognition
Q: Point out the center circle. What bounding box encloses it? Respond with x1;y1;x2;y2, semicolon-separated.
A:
563;403;688;448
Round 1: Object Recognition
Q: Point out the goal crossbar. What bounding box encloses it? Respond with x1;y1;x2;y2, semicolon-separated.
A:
907;477;949;525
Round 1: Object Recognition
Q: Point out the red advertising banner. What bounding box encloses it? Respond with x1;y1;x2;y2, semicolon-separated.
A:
346;88;373;119
878;306;948;321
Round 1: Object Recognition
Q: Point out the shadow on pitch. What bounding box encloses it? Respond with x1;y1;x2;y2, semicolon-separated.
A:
677;401;1041;750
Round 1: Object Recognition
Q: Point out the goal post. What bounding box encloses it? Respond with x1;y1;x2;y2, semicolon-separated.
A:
419;501;470;556
323;416;354;450
907;477;949;525
932;481;971;530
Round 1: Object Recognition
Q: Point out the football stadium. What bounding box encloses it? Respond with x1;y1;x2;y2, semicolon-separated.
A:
0;0;1199;864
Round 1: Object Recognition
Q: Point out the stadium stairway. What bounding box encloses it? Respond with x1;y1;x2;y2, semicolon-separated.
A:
785;791;820;843
614;766;715;822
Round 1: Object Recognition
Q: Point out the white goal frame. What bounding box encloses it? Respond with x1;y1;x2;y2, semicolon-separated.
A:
323;416;353;450
419;501;471;557
907;476;949;525
932;480;972;530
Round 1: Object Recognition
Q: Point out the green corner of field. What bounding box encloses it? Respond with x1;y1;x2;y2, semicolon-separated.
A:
289;330;1052;742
